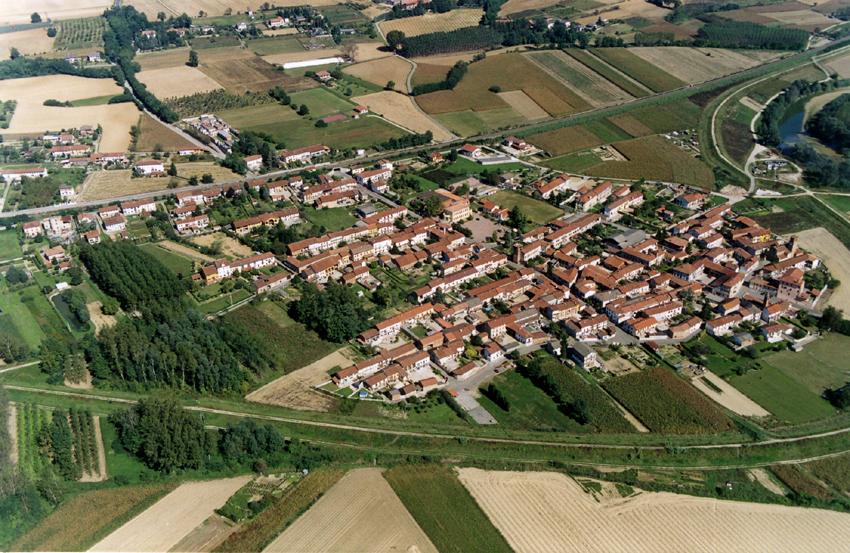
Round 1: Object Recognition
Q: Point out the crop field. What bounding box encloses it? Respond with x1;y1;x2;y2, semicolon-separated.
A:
730;365;836;424
0;229;22;260
246;35;306;56
417;53;590;117
607;113;655;137
432;107;527;136
766;333;850;396
497;90;550;120
770;464;833;500
0;286;46;349
266;468;437;553
136;66;224;98
219;102;301;130
409;47;513;67
138;243;196;277
544;151;604;173
290;88;355;118
411;62;449;87
15;404;50;479
77;170;135;202
176;161;241;184
11;483;177;552
602;367;734;434
1;0;109;26
583;119;633;143
563;49;650;99
526;124;605;156
458;468;850;553
344;57;412;92
629;47;783;84
587;135;715;188
384;465;512;553
525;51;633;106
90;476;252;552
379;9;484;38
690;370;771;417
199;52;317;94
134;114;196;152
244;114;407;151
804;453;850;496
590;48;687;93
749;196;850;247
0;29;55;58
135;48;191;71
0;75;137;152
825;52;850;79
489;190;563;224
351;91;451;141
790;227;850;312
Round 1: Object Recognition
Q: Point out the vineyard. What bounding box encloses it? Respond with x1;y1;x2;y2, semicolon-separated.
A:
602;368;734;434
563;49;650;99
525;51;632;106
68;407;101;479
589;49;687;93
55;18;107;51
164;90;277;118
16;403;51;479
400;27;503;58
696;21;809;51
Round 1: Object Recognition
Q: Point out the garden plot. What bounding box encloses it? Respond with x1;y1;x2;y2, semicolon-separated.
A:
458;468;850;553
344;56;412;92
378;9;484;38
352;91;453;141
89;476;252;553
264;468;438;553
0;28;56;58
1;0;109;26
525;50;633;106
136;67;224;98
792;227;850;312
628;47;784;84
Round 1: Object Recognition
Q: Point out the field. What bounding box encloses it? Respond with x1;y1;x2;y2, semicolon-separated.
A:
260;49;344;66
378;9;484;38
0;75;137;151
629;47;783;84
304;206;356;231
177;161;241;184
265;468;437;553
78;170;154;202
804;453;850;496
525;51;633;106
190;231;253;259
411;62;449;87
770;464;833;500
136;66;224;98
290;87;355;118
526;124;605;156
198;49;318;94
0;287;46;349
344;57;411;93
432;107;528;136
384;465;513;553
11;483;177;552
352;91;453;141
590;48;687;93
497;90;550;120
602;367;734;434
690;370;771;417
90;476;252;552
587;135;715;189
54;17;106;51
247;35;306;56
219;102;301;131
138;243;196;276
607;113;655;137
457;468;850;553
0;229;21;260
730;365;836;424
489;190;563;224
136;48;192;71
563;49;650;99
766;333;850;396
825;51;850;79
0;0;109;26
748;196;850;248
0;29;55;58
791;227;850;312
134;113;196;152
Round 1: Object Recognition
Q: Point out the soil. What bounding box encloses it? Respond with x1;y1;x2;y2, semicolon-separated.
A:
344;57;412;92
190;232;253;259
351;91;453;142
749;468;787;496
79;416;108;483
137;67;224;98
168;515;239;553
497;90;549;120
690;371;771;418
87;302;117;333
64;368;93;390
157;240;215;263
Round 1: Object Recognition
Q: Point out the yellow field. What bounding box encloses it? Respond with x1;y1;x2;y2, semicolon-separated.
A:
137;66;224;98
176;162;241;184
0;75;137;151
190;231;253;258
352;91;453;141
264;468;438;553
0;0;110;25
825;52;850;79
498;90;549;120
136;48;194;71
0;28;56;58
628;47;784;84
342;40;393;63
78;170;169;202
134;114;196;152
459;469;850;553
128;0;341;21
379;9;484;38
344;57;412;92
791;227;850;313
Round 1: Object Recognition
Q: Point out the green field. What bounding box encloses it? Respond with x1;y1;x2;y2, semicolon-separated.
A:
582;119;634;143
70;95;118;107
304;206;356;231
590;48;687;93
544;151;603;173
290;88;356;118
766;333;850;396
0;287;47;349
731;366;836;424
383;465;513;553
749;196;850;248
198;289;251;314
190;36;242;49
433;107;529;136
489;190;563;224
138;244;195;276
0;230;21;260
563;48;650;98
817;193;850;213
247;36;305;56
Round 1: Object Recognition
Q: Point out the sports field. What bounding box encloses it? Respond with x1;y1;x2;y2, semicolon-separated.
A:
489;190;563;224
379;9;484;37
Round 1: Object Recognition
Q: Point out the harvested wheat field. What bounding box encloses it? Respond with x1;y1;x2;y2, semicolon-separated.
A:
344;57;412;92
177;162;241;184
0;75;138;151
78;170;163;202
789;227;850;312
825;52;850;79
1;0;109;26
264;468;438;553
137;67;224;98
246;348;352;411
344;40;392;62
129;0;341;20
576;0;668;23
352;91;453;141
498;90;549;120
458;469;850;553
190;231;253;258
691;371;771;418
169;514;239;553
90;476;252;553
0;28;56;58
629;47;783;84
379;9;484;38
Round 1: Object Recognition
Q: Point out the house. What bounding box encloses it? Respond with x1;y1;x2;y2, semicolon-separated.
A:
120;199;155;216
50;144;91;158
482;341;504;362
82;230;101;244
103;214;127;232
267;15;288;27
235;22;249;31
353;105;368;116
175;214;210;233
674;193;705;210
428;151;443;163
98;205;120;219
2;168;48;183
460;144;482;158
134;160;165;175
356;168;393;185
433;189;470;223
762;301;790;323
732;332;755;348
88;51;102;62
280;144;330;164
58;134;76;144
141;30;157;39
43;246;66;263
59;185;75;199
22;221;43;238
316;71;332;81
244;155;263;171
569;342;598;370
503;136;529;150
762;323;794;342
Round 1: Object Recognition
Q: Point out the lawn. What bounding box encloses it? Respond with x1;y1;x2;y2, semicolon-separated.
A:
198;289;251;314
489;190;563;224
0;288;47;349
731;366;836;424
0;230;22;260
766;333;850;396
304;206;356;231
290;88;356;118
383;465;513;553
138;243;195;277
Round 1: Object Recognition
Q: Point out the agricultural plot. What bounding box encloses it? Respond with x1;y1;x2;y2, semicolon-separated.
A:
1;0;109;26
379;9;484;38
525;51;633;106
411;62;449;87
219;102;301;132
260;48;344;66
190;231;253;259
290;87;355;118
791;227;850;312
563;49;650;98
177;161;241;184
265;468;437;553
544;151;604;173
134;113;196;152
384;465;513;553
54;17;107;51
730;365;835;424
135;48;193;71
607;113;654;137
526;124;605;156
78;170;153;202
247;35;306;56
628;100;700;133
0;288;46;349
136;67;224;98
690;371;771;417
629;47;783;84
90;476;252;552
826;52;850;79
241;114;407;151
409;46;513;67
352;91;454;141
0;29;55;58
432;107;527;136
804;453;850;496
199;51;317;94
344;57;412;93
766;333;850;397
497;90;550;120
590;48;687;93
15;404;50;479
458;468;850;553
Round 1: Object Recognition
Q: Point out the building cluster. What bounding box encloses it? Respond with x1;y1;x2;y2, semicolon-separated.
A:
182;115;236;152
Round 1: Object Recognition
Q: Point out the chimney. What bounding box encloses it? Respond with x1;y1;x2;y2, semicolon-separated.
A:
790;235;799;257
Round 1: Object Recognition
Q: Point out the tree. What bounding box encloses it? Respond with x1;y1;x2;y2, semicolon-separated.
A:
47;27;57;38
386;30;405;50
168;161;178;177
315;119;327;128
819;305;844;331
489;85;501;93
298;104;309;116
101;297;119;315
508;205;528;231
5;265;28;285
187;50;198;67
292;282;371;342
424;194;444;217
31;12;41;23
9;48;20;60
224;7;232;15
157;11;167;20
188;175;199;186
385;80;395;90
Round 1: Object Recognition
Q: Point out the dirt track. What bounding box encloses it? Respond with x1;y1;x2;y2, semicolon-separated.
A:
8;404;17;465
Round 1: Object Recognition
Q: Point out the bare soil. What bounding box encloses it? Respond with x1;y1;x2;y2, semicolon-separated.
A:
691;371;771;418
137;66;224;98
749;468;787;496
190;232;253;259
791;227;850;312
352;91;453;141
497;90;549;120
458;468;850;553
264;468;438;553
87;301;117;333
168;514;239;553
379;9;483;38
78;171;138;203
158;240;214;262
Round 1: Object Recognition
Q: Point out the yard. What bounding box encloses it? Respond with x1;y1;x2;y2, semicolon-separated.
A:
489;190;563;225
304;207;356;231
0;230;22;261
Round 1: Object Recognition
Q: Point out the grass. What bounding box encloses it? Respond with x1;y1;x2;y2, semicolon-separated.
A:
433;108;528;136
191;35;242;49
198;289;251;314
232;113;407;151
0;288;46;349
69;95;119;107
101;419;158;484
817;193;850;213
731;366;836;424
749;196;850;249
544;151;603;173
765;333;850;396
246;35;305;56
304;206;356;231
0;229;22;260
489;190;564;225
583;119;634;143
562;49;650;98
590;48;687;93
290;88;356;119
138;243;195;277
383;465;513;553
803;453;850;495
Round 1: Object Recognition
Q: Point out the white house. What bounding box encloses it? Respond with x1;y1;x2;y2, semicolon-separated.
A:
134;160;165;175
2;168;48;183
244;154;263;171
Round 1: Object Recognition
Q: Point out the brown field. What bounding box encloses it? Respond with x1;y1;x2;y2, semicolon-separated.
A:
825;52;850;79
190;231;253;258
629;47;784;84
410;47;513;67
201;54;318;93
352;91;453;141
720;7;776;23
90;476;253;552
814;0;850;12
264;468;438;553
499;0;559;15
690;371;771;417
768;8;833;25
344;57;412;92
135;114;197;152
639;20;698;41
78;170;135;202
527;125;604;156
576;0;668;24
345;40;393;63
176;162;241;184
12;483;178;552
411;62;449;87
262;27;299;36
245;348;352;412
458;468;850;553
137;66;224;98
158;240;215;262
789;227;850;312
136;48;193;71
748;468;787;495
1;0;110;26
0;75;138;151
169;515;239;553
525;50;633;107
379;9;484;38
0;28;56;58
607;113;654;137
499;90;550;120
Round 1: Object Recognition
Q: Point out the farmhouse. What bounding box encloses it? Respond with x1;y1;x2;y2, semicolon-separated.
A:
315;71;332;81
280;144;330;164
244;154;263;171
134;160;165;175
2;168;48;183
103;214;127;232
460;144;482;158
267;16;289;27
503;136;530;150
